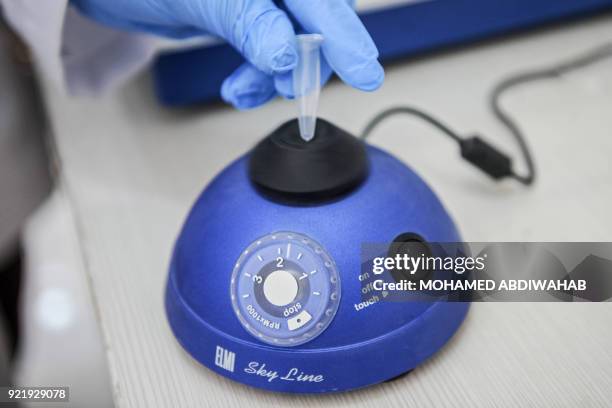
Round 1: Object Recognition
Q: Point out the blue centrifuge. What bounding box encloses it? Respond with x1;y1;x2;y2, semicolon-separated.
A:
165;116;469;393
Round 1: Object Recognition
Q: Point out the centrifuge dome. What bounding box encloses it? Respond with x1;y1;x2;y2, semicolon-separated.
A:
166;135;468;392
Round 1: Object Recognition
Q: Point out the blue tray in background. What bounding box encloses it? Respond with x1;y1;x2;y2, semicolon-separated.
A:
152;0;612;107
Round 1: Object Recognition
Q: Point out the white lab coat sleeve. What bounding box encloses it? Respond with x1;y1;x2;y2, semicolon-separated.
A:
1;0;159;94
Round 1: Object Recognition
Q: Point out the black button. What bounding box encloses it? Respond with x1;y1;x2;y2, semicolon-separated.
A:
387;233;433;283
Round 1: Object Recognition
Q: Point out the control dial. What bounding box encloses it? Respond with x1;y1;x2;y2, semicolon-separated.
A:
230;232;341;346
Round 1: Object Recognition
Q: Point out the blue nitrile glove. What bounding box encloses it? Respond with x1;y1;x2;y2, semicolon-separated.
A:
71;0;384;109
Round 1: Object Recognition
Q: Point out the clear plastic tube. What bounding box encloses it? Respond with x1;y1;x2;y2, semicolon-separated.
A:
293;34;324;142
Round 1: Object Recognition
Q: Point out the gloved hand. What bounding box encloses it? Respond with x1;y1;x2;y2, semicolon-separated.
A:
71;0;384;109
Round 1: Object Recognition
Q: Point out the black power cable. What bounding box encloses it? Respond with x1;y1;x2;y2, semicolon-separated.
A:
360;43;612;186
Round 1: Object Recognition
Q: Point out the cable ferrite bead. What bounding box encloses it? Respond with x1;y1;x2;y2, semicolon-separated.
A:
459;136;513;180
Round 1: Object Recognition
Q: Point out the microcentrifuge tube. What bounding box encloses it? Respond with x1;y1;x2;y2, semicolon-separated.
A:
293;34;324;142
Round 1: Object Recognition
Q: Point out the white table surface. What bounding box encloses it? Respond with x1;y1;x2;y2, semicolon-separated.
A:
41;14;612;408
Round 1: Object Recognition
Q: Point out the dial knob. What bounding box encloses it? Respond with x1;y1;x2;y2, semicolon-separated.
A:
230;231;341;346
